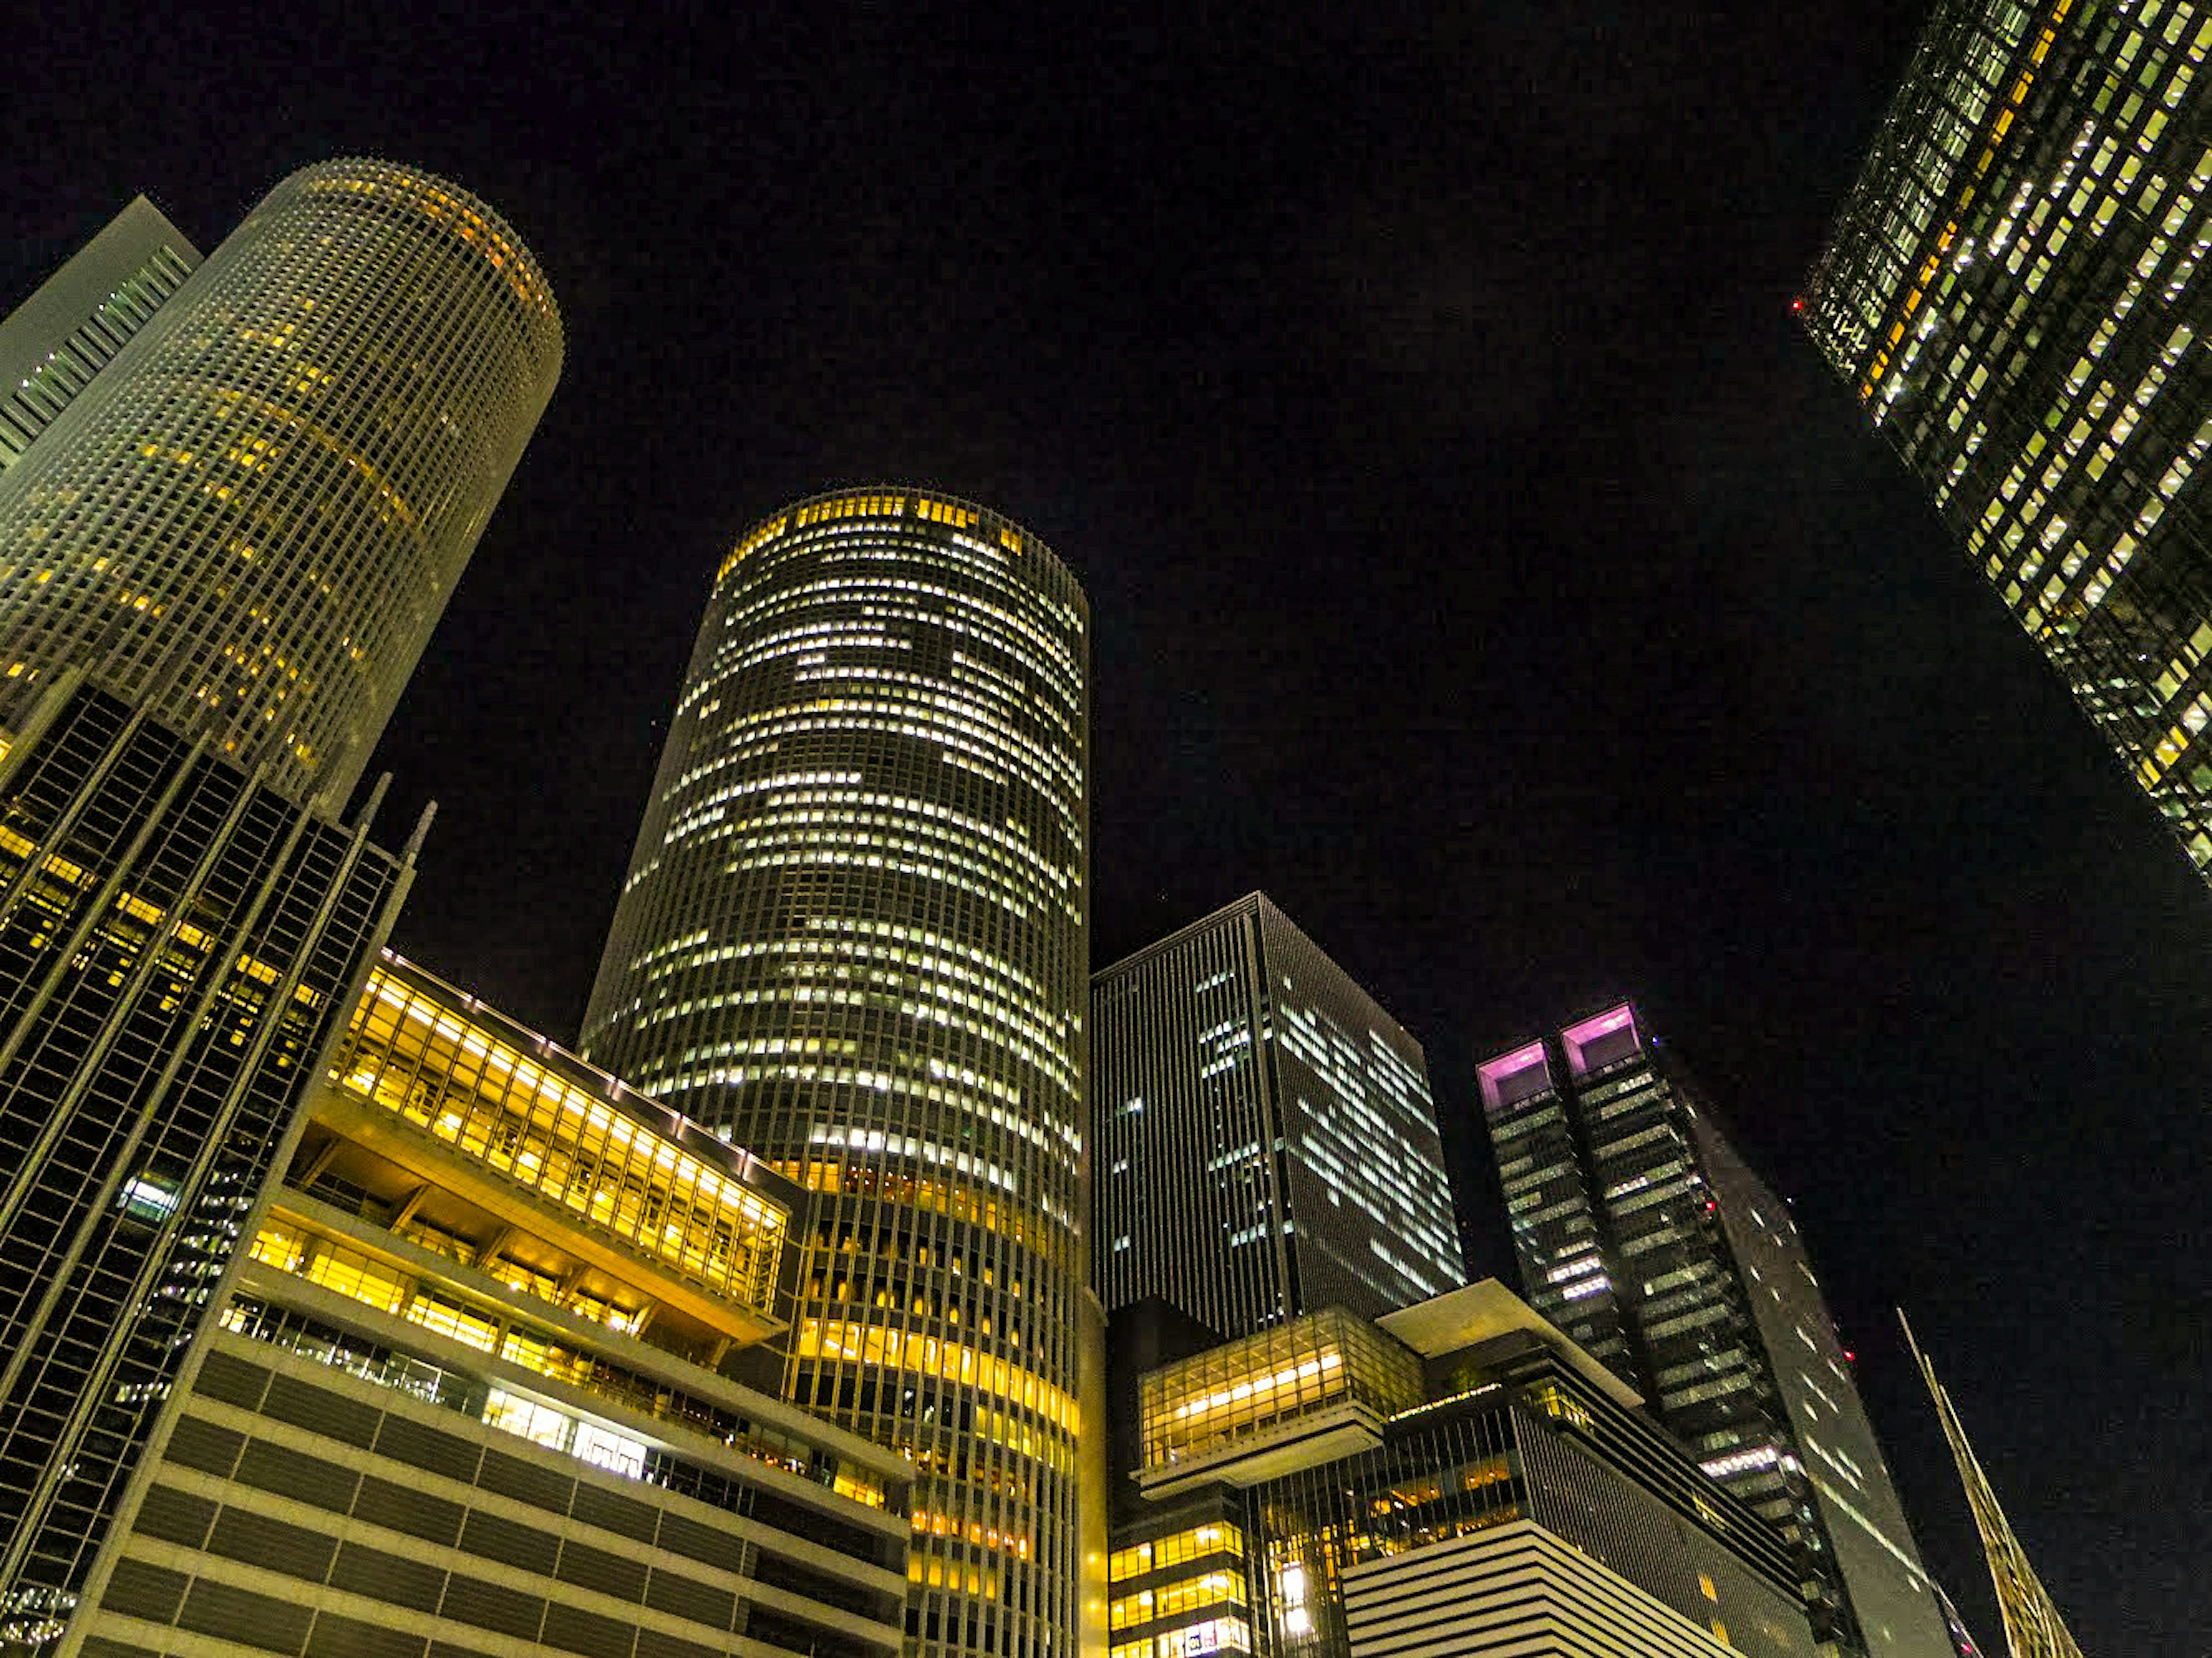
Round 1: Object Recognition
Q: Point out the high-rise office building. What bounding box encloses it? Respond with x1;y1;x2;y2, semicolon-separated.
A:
1108;1282;1818;1658
55;947;911;1658
0;198;200;469
0;160;563;809
1903;1319;2084;1658
0;675;419;1653
1092;893;1461;1338
1802;0;2212;882
582;490;1090;1658
1477;1005;1952;1658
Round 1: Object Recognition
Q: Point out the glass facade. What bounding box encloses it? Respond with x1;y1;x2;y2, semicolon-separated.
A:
582;490;1089;1658
1094;894;1462;1340
0;678;414;1652
0;160;563;809
1115;1293;1815;1658
1804;0;2212;882
1477;1005;1951;1658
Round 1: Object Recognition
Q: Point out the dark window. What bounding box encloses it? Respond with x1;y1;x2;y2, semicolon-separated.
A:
555;1539;650;1603
176;1577;315;1655
353;1474;464;1545
540;1602;635;1658
233;1438;361;1514
655;1509;747;1573
634;1630;725;1658
306;1614;429;1658
100;1558;190;1624
205;1505;339;1580
161;1414;245;1477
459;1507;559;1573
477;1444;574;1514
193;1351;274;1409
329;1541;446;1613
571;1481;658;1542
131;1484;217;1547
262;1373;381;1448
439;1573;545;1641
374;1413;482;1481
643;1567;737;1631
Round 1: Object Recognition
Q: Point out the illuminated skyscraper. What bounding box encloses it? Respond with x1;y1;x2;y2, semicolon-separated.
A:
1803;0;2212;882
0;197;200;469
0;160;563;809
1477;1005;1952;1658
583;490;1089;1658
1092;893;1463;1338
1902;1318;2086;1658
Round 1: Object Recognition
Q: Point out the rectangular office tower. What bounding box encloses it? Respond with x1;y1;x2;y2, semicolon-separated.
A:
0;676;418;1652
1093;893;1463;1339
1108;1282;1817;1658
1476;1006;1951;1658
51;947;910;1658
1802;0;2212;883
0;197;200;471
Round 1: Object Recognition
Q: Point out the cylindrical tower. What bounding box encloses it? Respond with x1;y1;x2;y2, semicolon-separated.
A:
584;488;1088;1658
0;159;562;807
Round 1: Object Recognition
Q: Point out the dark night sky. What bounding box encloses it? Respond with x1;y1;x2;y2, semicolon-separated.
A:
9;2;2210;1649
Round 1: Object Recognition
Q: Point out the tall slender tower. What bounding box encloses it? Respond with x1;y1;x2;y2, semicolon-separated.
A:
1902;1318;2087;1658
0;160;563;808
1478;1004;1953;1658
1802;0;2212;885
584;489;1090;1658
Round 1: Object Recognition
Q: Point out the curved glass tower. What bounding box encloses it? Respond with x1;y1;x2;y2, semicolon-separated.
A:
0;159;562;807
584;488;1089;1658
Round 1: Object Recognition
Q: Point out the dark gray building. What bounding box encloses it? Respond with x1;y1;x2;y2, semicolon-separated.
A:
0;675;418;1651
1803;0;2212;887
1093;893;1462;1339
1476;1003;1951;1658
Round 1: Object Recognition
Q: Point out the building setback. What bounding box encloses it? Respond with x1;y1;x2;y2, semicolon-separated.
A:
1802;0;2212;884
1107;1283;1817;1658
55;947;910;1658
0;160;562;810
1092;893;1462;1340
582;490;1091;1658
1476;1004;1952;1658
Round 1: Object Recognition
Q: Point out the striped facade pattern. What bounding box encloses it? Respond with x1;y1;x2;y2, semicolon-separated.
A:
0;678;415;1649
1093;894;1460;1341
71;1334;906;1658
0;199;200;470
1342;1522;1739;1658
0;160;562;809
582;491;1089;1658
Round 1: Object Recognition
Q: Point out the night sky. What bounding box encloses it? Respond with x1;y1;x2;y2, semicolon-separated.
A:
10;2;2210;1649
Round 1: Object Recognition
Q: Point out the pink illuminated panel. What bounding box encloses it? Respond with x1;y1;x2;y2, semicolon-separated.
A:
1561;1003;1643;1077
1477;1040;1552;1112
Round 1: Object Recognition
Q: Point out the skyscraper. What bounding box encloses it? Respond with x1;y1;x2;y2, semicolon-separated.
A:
1902;1318;2085;1658
0;675;419;1652
0;160;563;809
1477;1004;1952;1658
1802;0;2212;882
0;197;200;469
1092;893;1463;1338
583;490;1090;1658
